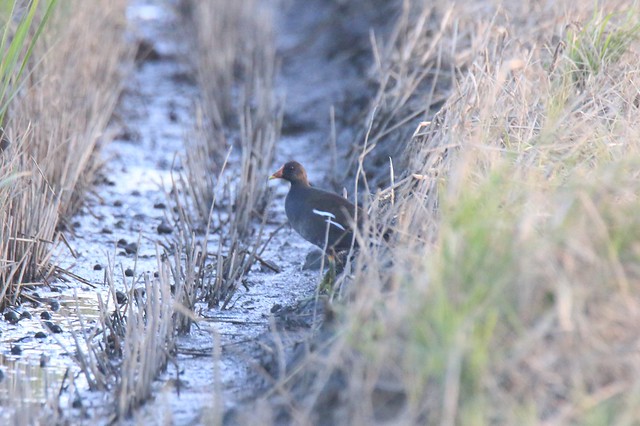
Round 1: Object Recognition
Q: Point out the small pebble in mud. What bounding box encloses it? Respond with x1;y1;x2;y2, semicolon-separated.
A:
153;272;159;278
114;200;123;207
131;190;141;197
135;38;162;63
11;345;22;355
270;304;282;313
117;238;128;247
115;291;127;305
157;220;173;235
124;243;138;255
20;310;32;320
4;311;19;324
49;300;60;311
73;221;81;229
101;227;113;235
34;331;47;339
115;220;125;229
106;179;116;187
93;264;102;271
116;128;141;143
168;110;178;122
125;268;134;277
72;398;83;409
40;354;49;368
44;321;63;334
133;288;146;300
40;311;52;320
303;249;324;271
133;213;146;221
153;202;166;209
171;71;195;84
0;369;4;382
157;158;170;170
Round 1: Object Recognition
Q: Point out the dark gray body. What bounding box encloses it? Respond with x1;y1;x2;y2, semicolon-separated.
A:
285;183;360;252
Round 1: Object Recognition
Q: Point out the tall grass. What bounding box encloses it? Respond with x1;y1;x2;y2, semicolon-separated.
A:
0;0;132;306
255;1;640;424
565;9;640;85
0;0;58;305
0;0;58;122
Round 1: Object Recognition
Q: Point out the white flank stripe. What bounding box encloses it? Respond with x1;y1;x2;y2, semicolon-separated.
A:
312;209;335;219
327;219;345;231
312;209;346;231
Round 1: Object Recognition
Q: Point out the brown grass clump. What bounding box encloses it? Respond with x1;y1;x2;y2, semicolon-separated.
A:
256;1;640;424
0;0;132;305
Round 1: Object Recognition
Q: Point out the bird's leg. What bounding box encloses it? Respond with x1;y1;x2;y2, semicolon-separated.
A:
319;250;336;293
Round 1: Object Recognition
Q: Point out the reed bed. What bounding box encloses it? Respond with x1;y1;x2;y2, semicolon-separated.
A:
181;0;281;305
0;0;132;305
249;0;640;424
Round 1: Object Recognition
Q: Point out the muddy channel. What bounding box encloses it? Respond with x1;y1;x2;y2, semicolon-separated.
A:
1;0;392;423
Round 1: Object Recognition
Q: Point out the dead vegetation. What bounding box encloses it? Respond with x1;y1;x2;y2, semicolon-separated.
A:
0;0;132;305
180;0;281;306
0;0;132;422
236;0;640;424
56;245;199;422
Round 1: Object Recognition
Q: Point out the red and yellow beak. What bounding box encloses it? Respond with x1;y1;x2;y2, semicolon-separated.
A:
269;165;284;180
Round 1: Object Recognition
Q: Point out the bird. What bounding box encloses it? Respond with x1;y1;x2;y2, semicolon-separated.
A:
269;161;363;254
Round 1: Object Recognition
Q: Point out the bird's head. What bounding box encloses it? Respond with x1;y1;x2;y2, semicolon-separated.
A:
269;161;309;186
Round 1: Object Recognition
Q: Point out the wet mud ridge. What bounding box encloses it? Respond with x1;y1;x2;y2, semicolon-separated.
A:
136;0;370;421
134;0;376;420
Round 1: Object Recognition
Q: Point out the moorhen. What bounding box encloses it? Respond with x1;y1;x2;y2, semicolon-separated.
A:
269;161;362;253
